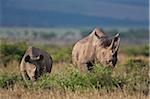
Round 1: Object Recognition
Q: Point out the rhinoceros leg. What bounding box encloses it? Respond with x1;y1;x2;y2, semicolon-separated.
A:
86;62;94;71
77;62;89;72
46;64;52;73
77;62;94;72
21;71;29;84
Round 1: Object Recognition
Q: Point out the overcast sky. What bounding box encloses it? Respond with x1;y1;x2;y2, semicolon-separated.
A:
1;0;148;21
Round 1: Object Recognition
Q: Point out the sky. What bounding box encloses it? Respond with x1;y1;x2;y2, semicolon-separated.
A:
0;0;149;27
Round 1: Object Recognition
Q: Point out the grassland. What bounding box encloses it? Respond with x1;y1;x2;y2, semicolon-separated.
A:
0;40;149;99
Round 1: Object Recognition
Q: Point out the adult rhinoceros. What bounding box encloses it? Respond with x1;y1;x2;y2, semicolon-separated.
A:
20;46;53;82
72;28;120;71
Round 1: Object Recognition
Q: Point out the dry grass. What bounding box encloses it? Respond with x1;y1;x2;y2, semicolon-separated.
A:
0;85;148;99
118;53;149;65
0;60;20;74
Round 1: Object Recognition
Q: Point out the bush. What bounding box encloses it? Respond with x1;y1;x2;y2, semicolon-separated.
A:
123;59;149;94
0;73;21;88
32;64;125;92
123;45;149;56
0;41;28;66
34;66;91;91
52;47;72;63
90;64;125;91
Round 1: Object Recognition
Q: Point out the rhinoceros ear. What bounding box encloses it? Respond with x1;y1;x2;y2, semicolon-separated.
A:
36;55;44;61
25;55;31;63
109;33;120;53
94;31;100;38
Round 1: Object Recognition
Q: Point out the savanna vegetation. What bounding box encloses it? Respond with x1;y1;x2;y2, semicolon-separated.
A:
0;39;149;99
0;28;148;45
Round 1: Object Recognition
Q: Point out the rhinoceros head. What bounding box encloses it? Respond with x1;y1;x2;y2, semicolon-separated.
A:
24;54;44;81
96;33;120;67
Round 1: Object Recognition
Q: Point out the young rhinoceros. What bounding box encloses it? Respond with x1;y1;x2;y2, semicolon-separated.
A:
20;46;53;82
72;28;120;71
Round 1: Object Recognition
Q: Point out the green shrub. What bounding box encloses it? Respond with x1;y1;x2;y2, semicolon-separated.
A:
33;67;90;91
0;73;21;88
89;64;125;91
123;45;149;56
31;64;125;92
123;59;149;94
52;47;72;63
0;41;28;66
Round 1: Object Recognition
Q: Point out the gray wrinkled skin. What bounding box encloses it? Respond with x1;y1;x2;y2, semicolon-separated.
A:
72;28;120;72
20;46;53;82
